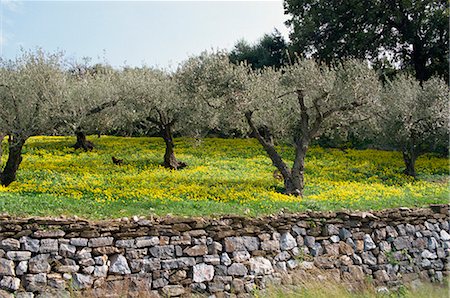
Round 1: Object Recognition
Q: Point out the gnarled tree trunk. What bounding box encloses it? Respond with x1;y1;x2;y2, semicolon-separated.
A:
245;111;305;196
0;135;26;186
73;129;94;151
161;123;186;170
402;150;417;177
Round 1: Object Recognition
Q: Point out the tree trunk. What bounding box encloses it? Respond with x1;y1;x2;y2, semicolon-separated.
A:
73;129;94;151
289;142;308;196
161;123;186;170
0;135;26;187
412;40;427;82
0;133;5;164
402;151;417;177
244;111;301;196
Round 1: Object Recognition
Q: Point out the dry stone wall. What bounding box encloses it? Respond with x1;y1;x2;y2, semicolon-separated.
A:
0;205;448;297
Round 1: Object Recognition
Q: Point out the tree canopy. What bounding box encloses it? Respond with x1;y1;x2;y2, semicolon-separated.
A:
229;30;289;69
284;0;449;82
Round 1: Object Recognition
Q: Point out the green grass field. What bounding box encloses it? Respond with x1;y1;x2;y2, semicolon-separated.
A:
0;136;447;219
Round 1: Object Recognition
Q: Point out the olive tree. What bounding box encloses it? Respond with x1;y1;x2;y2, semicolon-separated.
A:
179;54;380;195
116;67;201;169
0;50;68;186
55;63;119;151
379;75;448;177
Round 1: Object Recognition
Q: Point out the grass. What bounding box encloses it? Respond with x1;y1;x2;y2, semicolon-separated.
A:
0;136;447;219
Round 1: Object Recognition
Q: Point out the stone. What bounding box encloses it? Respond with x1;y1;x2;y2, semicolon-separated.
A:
78;258;95;267
405;224;416;235
152;278;169;289
287;259;298;269
161;259;179;270
421;250;437;259
15;293;33;298
59;244;76;258
142;258;161;272
93;265;108;277
299;261;314;270
379;241;391;252
339;228;352;240
330;235;340;243
0;239;20;250
227;263;248;276
170;270;187;283
29;254;50;273
39;239;58;253
274;251;291;262
339;255;353;266
364;234;376;250
70;238;88;246
348;265;365;280
56;265;79;273
261;240;280;251
16;261;28;275
324;224;340;236
184;245;208;256
82;266;94;275
351;254;363;265
361;251;377;266
440;230;450;241
115;239;135;248
204;255;220;265
249;257;273;275
0;289;13;298
224;237;245;252
428;237;438;250
6;251;31;261
0;276;20;291
339;242;354;255
310;243;323;257
397;224;406;236
20;237;40;253
424;221;435;231
92;246;122;255
242;236;260;251
149;245;174;259
177;257;196;268
324;244;339;256
33;230;65;238
314;256;335;269
393;236;411;250
304;236;315;248
88;237;113;248
161;285;185;296
220;253;232;266
421;258;432;269
215;265;228;276
193;263;214;283
280;233;296;251
233;251;250;262
23;273;47;292
0;258;15;276
72;273;93;290
207;242;223;255
126;248;147;259
135;236;159;248
292;226;306;236
374;270;389;282
109;254;131;274
385;226;398;238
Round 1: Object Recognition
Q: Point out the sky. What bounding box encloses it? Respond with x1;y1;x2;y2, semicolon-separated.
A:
0;0;290;69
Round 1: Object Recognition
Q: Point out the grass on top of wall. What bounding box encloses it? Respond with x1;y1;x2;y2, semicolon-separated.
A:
0;136;447;219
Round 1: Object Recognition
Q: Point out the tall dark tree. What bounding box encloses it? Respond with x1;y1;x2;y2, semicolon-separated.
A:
284;0;448;82
229;30;290;69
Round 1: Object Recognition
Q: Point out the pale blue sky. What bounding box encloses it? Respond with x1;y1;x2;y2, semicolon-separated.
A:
1;0;289;68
